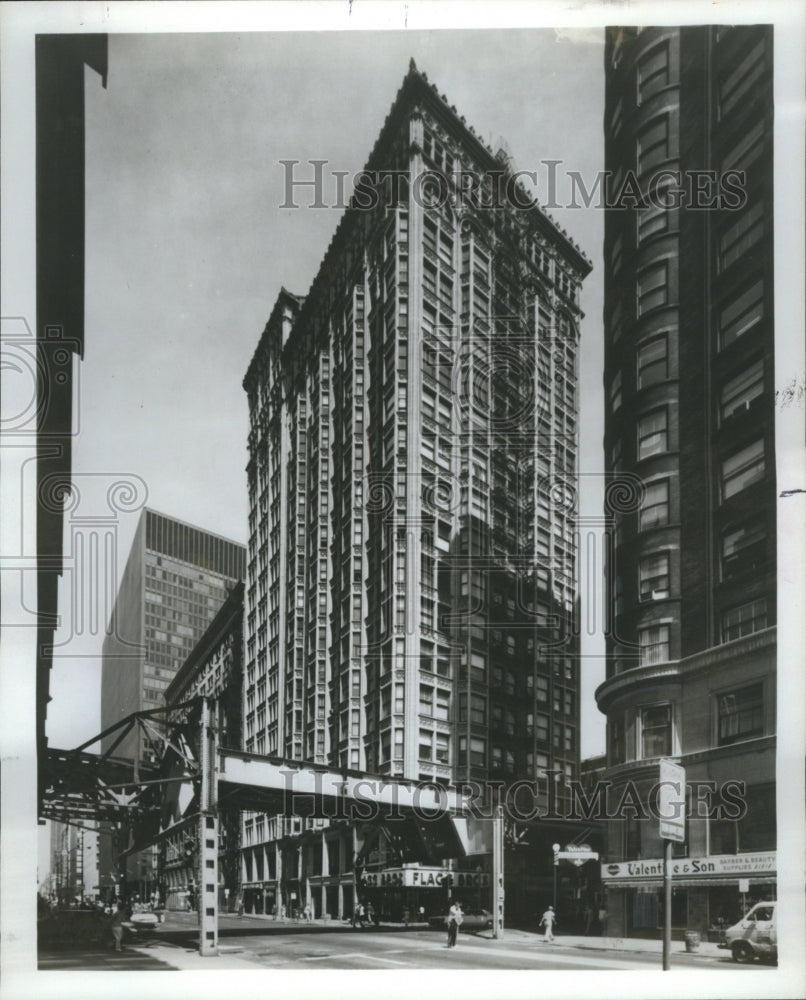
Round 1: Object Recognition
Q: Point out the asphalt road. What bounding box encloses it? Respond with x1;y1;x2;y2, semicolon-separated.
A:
41;913;764;972
213;927;757;971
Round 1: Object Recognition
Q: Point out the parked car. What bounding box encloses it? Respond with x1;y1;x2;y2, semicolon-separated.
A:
428;908;494;932
717;901;777;964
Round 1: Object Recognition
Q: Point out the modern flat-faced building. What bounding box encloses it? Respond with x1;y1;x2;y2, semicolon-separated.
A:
99;508;245;898
596;25;775;939
242;61;592;921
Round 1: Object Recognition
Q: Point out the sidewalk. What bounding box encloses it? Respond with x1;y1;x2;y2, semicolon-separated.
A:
538;933;723;958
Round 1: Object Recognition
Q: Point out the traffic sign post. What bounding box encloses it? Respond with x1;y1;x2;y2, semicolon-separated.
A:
492;805;504;939
739;878;749;916
658;759;685;971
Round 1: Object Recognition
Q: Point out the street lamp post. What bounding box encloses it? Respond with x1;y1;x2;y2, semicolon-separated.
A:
552;844;560;913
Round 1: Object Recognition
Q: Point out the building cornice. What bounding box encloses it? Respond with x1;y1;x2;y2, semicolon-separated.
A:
600;735;776;785
596;627;776;712
595;661;682;712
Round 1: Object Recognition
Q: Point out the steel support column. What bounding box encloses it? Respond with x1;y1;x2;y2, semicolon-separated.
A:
199;698;218;956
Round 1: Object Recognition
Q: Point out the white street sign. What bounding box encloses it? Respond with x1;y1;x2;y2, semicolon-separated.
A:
658;758;686;842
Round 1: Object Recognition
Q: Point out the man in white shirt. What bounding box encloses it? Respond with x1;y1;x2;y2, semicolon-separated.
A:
447;901;463;947
540;905;556;942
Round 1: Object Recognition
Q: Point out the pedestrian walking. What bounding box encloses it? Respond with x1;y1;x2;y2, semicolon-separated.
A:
446;901;463;948
583;904;593;936
110;901;126;952
539;904;556;942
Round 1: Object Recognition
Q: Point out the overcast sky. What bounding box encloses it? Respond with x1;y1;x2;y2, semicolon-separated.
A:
47;27;607;761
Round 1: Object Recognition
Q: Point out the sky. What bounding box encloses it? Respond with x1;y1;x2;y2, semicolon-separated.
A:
46;27;607;766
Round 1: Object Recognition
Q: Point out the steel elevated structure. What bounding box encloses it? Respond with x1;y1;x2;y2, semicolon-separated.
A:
41;697;502;954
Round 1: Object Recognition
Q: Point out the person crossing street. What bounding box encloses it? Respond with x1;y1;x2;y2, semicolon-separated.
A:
539;905;556;942
446;901;463;948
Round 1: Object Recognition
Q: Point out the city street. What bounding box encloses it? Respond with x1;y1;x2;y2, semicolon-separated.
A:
39;912;770;972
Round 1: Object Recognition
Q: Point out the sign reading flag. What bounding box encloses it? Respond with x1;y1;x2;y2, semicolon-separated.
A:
658;759;686;843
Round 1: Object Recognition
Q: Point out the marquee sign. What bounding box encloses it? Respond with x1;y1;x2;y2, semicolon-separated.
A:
602;852;776;883
363;867;490;889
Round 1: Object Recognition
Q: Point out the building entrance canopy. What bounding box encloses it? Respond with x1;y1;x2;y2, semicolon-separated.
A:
363;867;490;889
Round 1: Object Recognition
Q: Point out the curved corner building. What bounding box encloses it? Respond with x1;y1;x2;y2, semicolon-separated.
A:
596;25;776;939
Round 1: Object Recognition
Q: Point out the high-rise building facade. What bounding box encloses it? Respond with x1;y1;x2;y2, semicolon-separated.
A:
596;25;776;939
48;821;99;905
242;62;591;921
99;508;245;897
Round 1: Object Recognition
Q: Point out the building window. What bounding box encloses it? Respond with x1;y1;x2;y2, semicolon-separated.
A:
640;479;670;530
640;703;672;757
610;299;624;342
610;234;623;274
610;717;626;764
718;202;764;272
636;117;669;175
717;683;764;746
721;519;766;580
722;597;768;642
610;96;623;135
609;370;622;412
719;38;767;118
737;783;776;851
637;335;668;387
470;737;486;767
637;43;669;103
470;694;486;725
721;439;765;499
435;688;450;721
637;201;668;246
637;264;668;316
718;280;764;350
720;359;764;423
418;728;433;761
711;782;775;853
639;552;670;600
637;409;668;460
721;120;765;175
638;624;670;665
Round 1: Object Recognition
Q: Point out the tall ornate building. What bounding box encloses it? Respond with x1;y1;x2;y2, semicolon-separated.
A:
242;61;591;921
596;26;776;939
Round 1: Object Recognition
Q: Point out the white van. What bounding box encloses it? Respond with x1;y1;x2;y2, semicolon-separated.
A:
719;901;777;964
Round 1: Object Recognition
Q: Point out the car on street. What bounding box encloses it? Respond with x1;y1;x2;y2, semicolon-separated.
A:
428;908;494;932
124;910;160;936
717;901;777;964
